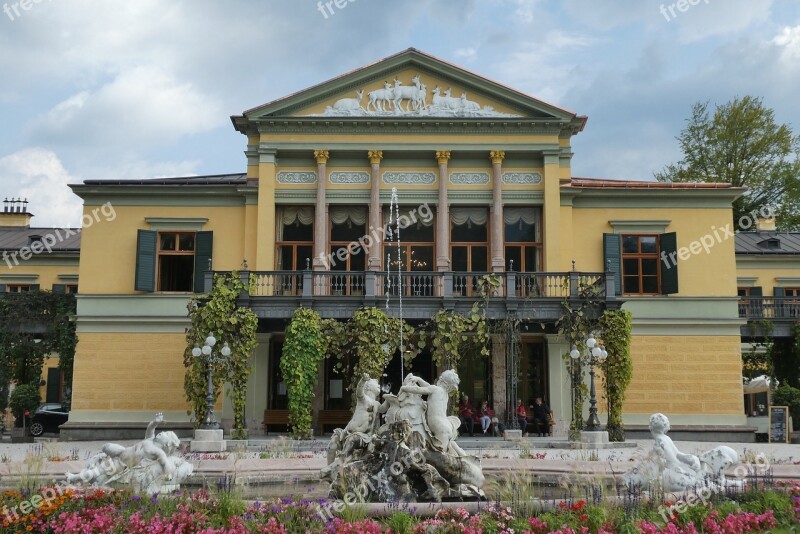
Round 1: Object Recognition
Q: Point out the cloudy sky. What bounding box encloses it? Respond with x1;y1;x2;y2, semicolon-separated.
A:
1;0;799;226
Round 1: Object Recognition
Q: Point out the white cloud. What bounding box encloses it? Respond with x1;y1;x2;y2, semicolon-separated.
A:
0;149;83;227
670;0;773;42
26;66;222;150
454;47;478;61
773;25;800;61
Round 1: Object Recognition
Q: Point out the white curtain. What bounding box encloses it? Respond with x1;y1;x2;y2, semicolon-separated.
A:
383;207;435;227
331;206;368;226
276;206;314;241
504;207;539;226
450;207;488;227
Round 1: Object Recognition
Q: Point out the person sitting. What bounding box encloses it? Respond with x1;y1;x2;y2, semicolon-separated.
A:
458;394;475;437
515;399;527;436
531;397;551;437
478;401;494;435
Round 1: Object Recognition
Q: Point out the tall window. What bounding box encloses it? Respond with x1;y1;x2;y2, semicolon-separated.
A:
158;232;195;292
621;235;659;295
276;206;313;271
505;207;542;272
329;206;367;295
384;206;435;296
451;207;488;296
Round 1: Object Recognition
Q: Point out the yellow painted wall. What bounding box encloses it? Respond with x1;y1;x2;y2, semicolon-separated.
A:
78;205;247;294
0;263;79;291
71;333;190;413
569;208;738;297
625;335;744;415
736;266;800;293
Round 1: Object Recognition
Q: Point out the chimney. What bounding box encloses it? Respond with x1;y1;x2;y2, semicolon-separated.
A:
0;198;34;228
756;215;776;232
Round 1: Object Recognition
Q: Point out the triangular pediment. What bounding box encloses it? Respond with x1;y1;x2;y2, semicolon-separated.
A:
234;49;585;124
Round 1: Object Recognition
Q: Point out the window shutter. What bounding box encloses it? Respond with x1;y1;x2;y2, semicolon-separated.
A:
135;230;157;292
194;231;213;293
660;232;679;295
0;285;5;293
774;287;785;317
30;284;40;291
774;287;785;297
603;233;621;296
750;287;763;297
52;284;66;294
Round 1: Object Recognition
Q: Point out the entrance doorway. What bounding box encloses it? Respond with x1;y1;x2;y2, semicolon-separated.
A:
518;339;548;407
457;353;491;406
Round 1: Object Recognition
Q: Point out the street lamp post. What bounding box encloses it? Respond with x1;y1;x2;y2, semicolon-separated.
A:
191;332;231;430
570;333;608;432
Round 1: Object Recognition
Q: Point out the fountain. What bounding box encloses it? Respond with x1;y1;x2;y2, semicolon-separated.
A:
321;188;486;502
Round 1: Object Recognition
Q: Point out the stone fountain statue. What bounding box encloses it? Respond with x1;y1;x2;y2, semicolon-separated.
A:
65;413;193;495
623;413;742;492
321;370;485;502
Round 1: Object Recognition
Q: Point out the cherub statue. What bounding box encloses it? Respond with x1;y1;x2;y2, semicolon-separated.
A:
379;373;428;438
399;370;465;456
323;375;381;476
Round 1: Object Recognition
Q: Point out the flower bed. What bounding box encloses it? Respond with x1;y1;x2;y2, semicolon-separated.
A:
0;482;795;533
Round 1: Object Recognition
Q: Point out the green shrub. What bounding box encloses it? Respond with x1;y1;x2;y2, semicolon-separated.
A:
385;512;415;534
772;384;800;423
9;383;40;428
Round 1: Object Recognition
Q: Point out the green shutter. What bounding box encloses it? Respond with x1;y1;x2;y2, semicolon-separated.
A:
135;230;157;292
603;233;621;296
29;284;40;291
774;287;785;297
194;231;213;293
0;285;5;293
774;287;785;317
52;284;66;294
660;232;679;295
750;287;763;297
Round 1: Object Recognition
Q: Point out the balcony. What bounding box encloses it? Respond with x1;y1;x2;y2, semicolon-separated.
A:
738;296;800;337
205;271;618;322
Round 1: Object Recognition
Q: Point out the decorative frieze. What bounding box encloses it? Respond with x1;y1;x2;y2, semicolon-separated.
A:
449;172;490;185
382;172;436;185
277;171;318;184
329;171;370;185
502;172;542;185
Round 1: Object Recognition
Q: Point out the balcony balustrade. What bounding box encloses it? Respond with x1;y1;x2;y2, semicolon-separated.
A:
738;296;800;337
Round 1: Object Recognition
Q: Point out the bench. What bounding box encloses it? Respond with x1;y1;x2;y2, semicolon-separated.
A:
262;409;290;434
318;409;352;433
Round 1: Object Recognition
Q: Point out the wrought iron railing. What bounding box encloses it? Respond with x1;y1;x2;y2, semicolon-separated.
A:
738;297;800;320
215;271;614;300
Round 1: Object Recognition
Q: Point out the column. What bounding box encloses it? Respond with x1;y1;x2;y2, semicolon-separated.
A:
436;151;451;271
368;150;383;271
543;151;561;271
255;148;277;271
490;150;506;272
312;150;330;271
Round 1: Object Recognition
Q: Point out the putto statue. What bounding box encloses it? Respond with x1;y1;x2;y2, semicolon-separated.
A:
321;370;485;503
623;413;742;492
65;413;193;495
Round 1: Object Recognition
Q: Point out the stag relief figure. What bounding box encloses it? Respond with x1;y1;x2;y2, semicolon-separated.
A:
332;90;365;114
392;75;422;113
460;93;481;112
442;88;463;111
367;82;394;112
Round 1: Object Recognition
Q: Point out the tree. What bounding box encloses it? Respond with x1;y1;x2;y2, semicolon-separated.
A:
656;96;800;230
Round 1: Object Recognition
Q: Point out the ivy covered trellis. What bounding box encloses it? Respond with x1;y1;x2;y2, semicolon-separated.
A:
184;272;257;440
0;290;77;422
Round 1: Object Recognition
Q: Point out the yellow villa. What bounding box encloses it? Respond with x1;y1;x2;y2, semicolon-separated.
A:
55;49;769;441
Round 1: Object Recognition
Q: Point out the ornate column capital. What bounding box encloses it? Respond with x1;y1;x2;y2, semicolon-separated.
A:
489;150;506;165
314;150;330;165
436;151;451;165
368;150;384;165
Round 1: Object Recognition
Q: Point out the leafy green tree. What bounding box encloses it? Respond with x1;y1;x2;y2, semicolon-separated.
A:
656;96;800;230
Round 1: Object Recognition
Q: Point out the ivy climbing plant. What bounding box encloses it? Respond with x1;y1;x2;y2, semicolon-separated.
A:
326;307;416;397
184;272;258;440
281;307;328;439
598;309;633;442
0;290;77;415
555;279;605;440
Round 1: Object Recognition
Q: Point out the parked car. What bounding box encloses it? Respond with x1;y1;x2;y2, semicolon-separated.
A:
29;403;69;436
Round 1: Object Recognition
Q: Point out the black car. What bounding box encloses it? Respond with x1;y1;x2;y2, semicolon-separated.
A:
29;403;69;436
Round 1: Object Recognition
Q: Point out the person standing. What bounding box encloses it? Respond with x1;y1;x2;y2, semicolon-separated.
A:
458;394;475;436
515;399;527;436
531;397;550;437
